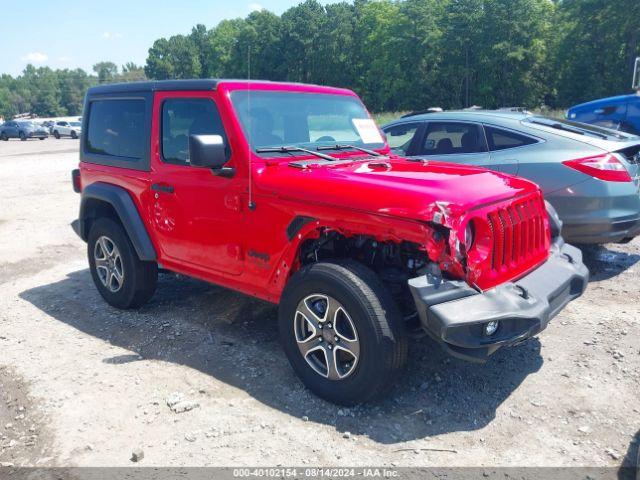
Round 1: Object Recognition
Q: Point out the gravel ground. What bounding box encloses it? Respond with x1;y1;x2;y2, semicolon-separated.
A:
0;138;638;468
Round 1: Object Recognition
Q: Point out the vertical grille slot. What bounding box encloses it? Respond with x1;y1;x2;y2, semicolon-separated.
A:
499;209;513;266
488;211;504;269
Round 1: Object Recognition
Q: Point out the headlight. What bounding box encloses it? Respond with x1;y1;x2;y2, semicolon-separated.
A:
464;221;475;251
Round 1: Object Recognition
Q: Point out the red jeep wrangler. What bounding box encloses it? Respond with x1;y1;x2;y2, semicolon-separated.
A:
71;80;588;404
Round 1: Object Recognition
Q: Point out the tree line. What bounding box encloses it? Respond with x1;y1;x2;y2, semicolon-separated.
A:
0;62;144;119
2;0;638;119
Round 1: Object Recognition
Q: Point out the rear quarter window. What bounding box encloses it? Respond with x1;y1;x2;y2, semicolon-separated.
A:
86;99;146;159
484;126;538;151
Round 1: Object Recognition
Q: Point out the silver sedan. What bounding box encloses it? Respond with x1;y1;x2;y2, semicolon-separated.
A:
382;111;640;244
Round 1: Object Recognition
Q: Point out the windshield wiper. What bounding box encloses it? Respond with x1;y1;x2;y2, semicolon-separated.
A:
255;146;338;161
317;144;383;157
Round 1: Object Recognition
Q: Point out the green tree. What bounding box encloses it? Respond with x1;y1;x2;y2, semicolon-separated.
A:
93;61;119;84
145;35;202;79
229;10;285;79
280;0;327;82
59;68;95;115
553;0;640;106
205;19;246;77
21;65;66;116
120;62;146;81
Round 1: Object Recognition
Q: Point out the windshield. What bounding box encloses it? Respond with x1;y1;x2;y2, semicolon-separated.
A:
230;91;385;154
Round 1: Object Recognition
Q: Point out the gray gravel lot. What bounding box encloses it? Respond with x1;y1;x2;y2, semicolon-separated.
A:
0;138;638;468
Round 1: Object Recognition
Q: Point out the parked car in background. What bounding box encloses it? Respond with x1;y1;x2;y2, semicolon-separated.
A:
0;120;49;141
382;111;640;244
41;120;56;133
52;120;82;139
567;94;640;135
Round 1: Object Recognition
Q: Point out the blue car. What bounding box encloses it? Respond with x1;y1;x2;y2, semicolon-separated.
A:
568;94;640;135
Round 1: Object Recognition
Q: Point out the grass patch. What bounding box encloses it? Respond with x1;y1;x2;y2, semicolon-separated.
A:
372;111;408;126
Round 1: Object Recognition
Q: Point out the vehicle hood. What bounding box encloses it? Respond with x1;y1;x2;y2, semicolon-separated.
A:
255;155;541;223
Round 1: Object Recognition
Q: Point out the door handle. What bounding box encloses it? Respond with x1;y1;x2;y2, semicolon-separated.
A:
151;183;174;194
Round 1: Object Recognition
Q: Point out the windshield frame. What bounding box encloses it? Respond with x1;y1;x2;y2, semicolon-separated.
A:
228;89;387;158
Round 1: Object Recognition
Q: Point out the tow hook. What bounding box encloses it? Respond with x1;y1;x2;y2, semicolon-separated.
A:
561;253;574;264
514;285;529;299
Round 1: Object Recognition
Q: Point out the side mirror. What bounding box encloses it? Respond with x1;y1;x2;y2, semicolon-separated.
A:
189;134;227;169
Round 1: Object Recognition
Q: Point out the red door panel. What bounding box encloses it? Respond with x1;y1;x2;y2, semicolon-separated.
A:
148;90;245;276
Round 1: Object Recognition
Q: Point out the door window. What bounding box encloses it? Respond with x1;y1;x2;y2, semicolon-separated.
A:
485;126;538;151
384;123;420;154
419;122;486;155
161;98;228;165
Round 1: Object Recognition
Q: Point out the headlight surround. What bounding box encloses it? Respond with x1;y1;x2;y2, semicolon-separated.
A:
464;221;475;252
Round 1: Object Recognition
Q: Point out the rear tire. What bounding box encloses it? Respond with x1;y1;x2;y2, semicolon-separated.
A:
88;218;157;309
278;261;407;405
71;130;77;139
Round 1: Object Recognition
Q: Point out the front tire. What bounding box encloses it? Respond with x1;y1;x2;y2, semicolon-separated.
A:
0;133;7;141
53;130;60;139
19;132;26;141
88;218;157;309
279;261;407;405
71;130;77;139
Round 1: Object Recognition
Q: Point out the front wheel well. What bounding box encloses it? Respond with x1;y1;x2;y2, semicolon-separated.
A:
293;230;435;321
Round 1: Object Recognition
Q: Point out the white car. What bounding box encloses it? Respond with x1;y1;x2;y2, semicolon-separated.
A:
52;121;82;139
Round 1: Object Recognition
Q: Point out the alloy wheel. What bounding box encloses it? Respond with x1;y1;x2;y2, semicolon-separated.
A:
294;294;360;380
94;236;124;293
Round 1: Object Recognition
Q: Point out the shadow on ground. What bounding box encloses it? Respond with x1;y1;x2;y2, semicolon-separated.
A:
580;244;640;282
20;269;543;444
618;429;640;480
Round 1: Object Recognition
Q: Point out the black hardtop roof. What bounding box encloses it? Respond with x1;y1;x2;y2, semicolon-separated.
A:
86;79;323;95
87;79;219;95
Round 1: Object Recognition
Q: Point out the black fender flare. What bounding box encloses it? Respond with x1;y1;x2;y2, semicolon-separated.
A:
73;182;157;261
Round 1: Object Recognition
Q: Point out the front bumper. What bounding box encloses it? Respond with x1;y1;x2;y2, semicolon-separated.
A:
408;239;589;362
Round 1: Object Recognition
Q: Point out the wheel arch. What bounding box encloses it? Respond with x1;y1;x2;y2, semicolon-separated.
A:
269;213;436;301
76;182;157;261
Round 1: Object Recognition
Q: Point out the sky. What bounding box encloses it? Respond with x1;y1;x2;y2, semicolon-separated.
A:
3;0;324;77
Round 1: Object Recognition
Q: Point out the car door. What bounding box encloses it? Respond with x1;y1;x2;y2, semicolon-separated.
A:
410;121;500;169
7;122;19;138
483;124;542;175
148;90;245;276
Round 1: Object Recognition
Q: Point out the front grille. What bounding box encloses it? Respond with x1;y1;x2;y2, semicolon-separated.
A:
486;195;548;273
